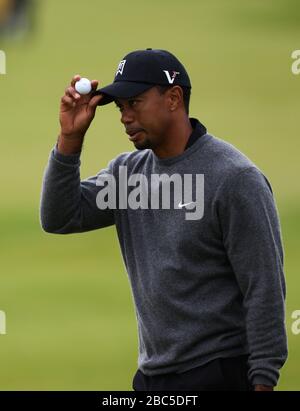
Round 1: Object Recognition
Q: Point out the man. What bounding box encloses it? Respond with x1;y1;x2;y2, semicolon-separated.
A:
40;48;288;391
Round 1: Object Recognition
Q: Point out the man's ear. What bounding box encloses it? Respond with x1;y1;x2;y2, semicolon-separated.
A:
168;86;183;111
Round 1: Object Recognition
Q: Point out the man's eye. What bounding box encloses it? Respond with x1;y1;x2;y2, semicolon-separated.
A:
115;100;138;111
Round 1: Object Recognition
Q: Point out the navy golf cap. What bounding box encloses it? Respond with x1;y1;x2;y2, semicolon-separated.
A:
94;48;191;106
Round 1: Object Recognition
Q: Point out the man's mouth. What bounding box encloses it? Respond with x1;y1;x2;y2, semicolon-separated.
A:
126;129;145;141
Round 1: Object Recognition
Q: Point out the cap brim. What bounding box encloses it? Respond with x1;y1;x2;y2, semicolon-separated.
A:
92;81;154;106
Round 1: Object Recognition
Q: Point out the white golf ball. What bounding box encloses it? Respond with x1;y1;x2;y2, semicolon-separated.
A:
75;78;92;95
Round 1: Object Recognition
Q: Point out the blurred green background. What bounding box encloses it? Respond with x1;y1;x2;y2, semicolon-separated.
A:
0;0;299;390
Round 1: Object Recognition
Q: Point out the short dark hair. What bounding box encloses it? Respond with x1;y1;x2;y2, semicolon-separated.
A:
155;85;191;115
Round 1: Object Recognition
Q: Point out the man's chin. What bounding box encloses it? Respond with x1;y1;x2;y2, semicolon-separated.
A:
133;139;152;150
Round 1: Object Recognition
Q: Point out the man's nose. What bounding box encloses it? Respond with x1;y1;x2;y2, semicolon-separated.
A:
120;107;135;125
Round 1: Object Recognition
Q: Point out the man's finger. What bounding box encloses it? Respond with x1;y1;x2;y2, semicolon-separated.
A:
61;95;75;108
65;86;81;100
71;74;81;88
89;94;103;110
91;80;99;91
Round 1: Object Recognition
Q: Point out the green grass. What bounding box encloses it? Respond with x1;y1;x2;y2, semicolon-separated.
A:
0;211;138;390
0;0;299;390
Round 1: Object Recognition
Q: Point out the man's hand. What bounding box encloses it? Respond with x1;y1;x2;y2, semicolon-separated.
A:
254;384;274;391
58;75;103;155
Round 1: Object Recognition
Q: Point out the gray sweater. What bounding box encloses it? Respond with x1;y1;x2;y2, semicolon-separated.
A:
40;118;287;387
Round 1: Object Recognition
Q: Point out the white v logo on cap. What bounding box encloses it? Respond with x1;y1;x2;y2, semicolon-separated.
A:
163;70;180;84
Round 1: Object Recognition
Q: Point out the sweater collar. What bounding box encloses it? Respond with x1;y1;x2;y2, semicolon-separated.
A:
185;118;207;150
151;117;210;166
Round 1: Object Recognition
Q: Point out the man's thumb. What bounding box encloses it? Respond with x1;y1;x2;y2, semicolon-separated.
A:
89;94;104;111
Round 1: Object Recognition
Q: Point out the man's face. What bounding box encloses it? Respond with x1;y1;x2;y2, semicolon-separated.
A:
115;86;174;150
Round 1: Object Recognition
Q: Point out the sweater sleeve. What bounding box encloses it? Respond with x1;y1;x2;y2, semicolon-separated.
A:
217;166;288;387
39;143;115;234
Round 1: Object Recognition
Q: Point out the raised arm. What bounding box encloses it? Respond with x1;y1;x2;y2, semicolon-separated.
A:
40;75;115;234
